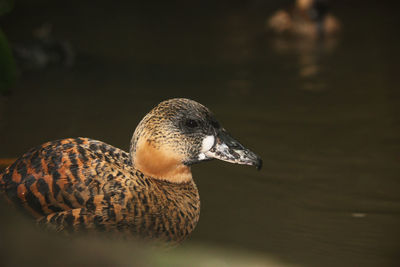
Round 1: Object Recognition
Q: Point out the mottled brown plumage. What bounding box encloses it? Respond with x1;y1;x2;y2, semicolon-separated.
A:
0;98;261;243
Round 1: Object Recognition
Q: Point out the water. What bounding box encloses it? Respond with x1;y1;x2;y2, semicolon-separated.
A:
1;1;399;266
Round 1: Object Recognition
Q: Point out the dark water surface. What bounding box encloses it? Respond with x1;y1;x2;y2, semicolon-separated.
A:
1;1;399;266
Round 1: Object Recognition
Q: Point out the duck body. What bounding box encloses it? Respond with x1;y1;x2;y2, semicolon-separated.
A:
0;137;199;242
0;98;261;243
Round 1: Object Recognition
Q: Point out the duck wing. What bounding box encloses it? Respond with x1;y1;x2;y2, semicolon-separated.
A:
0;137;140;220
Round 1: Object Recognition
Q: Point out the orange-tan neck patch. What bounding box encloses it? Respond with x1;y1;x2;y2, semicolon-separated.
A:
133;140;192;184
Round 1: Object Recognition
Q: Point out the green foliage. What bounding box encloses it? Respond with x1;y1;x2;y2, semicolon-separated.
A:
0;0;16;95
0;29;17;94
0;0;14;16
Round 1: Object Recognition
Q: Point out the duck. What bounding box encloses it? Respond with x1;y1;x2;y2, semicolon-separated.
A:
12;23;75;72
0;98;261;243
267;0;341;39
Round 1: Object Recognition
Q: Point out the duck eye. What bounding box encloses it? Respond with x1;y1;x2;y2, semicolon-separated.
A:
185;119;199;128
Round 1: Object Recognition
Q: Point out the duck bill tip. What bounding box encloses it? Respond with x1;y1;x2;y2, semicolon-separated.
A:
254;157;263;171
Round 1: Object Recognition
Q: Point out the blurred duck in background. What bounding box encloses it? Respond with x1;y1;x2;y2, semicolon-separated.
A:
267;0;340;39
266;0;341;90
12;23;75;72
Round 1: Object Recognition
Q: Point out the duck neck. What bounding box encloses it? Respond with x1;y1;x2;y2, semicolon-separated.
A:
130;138;193;184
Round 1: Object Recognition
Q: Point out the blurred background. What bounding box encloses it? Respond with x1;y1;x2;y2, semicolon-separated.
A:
0;0;399;266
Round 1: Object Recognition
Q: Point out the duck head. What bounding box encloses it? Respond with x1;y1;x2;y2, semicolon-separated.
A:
297;0;329;36
130;98;262;183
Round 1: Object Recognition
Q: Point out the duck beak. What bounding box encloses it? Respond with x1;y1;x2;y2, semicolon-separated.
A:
204;130;262;170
